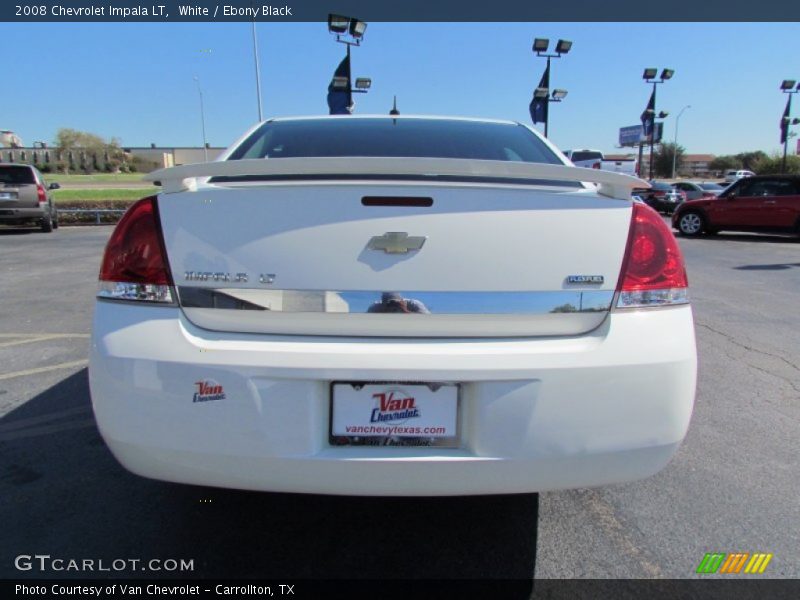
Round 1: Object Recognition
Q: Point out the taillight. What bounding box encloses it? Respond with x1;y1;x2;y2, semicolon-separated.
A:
97;196;174;303
592;162;601;169
36;184;46;204
615;203;688;308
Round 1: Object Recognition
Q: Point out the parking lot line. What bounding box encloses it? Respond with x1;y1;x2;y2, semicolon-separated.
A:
0;359;88;381
0;334;90;348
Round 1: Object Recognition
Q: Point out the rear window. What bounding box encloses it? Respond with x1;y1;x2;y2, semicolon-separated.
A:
568;151;603;162
227;118;562;164
699;183;723;191
0;166;35;185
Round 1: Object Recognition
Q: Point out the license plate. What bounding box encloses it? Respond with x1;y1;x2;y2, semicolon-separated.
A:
330;382;459;447
0;192;15;200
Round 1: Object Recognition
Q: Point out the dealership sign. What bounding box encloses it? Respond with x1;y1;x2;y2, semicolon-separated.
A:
619;123;664;147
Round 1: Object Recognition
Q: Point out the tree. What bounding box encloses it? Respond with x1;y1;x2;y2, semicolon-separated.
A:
709;155;739;173
653;142;685;178
735;151;767;171
708;151;769;175
752;152;800;175
52;128;124;174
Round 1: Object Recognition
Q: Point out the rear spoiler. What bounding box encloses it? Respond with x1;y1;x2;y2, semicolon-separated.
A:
143;157;649;200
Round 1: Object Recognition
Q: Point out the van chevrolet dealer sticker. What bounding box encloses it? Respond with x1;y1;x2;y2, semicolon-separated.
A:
331;383;458;440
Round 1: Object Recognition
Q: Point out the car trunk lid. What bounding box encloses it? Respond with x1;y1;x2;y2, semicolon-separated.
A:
157;180;633;337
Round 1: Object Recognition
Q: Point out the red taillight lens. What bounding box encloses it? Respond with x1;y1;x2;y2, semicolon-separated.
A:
98;196;174;303
616;203;688;308
36;184;46;204
592;162;601;169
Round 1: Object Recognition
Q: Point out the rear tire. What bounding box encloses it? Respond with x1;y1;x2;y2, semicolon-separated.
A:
677;211;704;237
41;213;53;233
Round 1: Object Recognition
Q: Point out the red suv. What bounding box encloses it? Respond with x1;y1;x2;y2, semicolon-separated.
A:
672;175;800;237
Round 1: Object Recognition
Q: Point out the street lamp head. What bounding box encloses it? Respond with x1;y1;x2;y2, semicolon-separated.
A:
349;19;367;39
551;89;568;100
658;111;669;118
643;68;658;80
354;77;371;90
780;79;796;90
534;87;549;99
555;39;572;54
327;14;350;34
332;76;349;91
533;38;549;53
660;68;675;80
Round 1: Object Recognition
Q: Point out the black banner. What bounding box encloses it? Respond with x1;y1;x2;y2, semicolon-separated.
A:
2;0;800;22
4;579;800;600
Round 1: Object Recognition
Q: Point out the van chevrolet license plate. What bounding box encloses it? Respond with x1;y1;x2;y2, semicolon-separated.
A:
330;382;459;447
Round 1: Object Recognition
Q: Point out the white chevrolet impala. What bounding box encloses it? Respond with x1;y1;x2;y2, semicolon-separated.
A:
89;116;697;496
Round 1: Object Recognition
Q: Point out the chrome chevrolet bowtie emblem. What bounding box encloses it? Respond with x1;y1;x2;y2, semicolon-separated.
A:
367;232;427;254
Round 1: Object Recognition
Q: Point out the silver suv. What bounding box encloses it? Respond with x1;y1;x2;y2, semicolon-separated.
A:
0;164;60;232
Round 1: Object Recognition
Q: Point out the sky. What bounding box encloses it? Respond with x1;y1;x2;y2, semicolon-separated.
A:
3;21;800;156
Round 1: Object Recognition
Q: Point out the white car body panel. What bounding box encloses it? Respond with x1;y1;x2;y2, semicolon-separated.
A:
90;302;696;496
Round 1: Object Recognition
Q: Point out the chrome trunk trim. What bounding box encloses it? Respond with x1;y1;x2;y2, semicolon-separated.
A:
177;288;614;338
177;287;614;315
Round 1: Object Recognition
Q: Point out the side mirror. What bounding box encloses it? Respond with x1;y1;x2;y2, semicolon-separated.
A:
48;182;60;190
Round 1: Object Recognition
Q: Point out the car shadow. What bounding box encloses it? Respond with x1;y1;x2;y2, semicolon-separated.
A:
0;228;40;236
1;369;538;582
676;232;798;244
734;263;800;271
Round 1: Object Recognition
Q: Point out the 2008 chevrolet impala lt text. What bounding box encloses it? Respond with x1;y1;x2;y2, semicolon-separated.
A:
88;115;697;496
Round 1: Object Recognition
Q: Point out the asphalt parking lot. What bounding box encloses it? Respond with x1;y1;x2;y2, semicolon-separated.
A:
0;224;798;580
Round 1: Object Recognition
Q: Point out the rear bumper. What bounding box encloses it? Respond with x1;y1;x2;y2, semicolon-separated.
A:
89;302;697;496
0;206;47;222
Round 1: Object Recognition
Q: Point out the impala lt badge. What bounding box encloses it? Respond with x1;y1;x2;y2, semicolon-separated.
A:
368;232;427;254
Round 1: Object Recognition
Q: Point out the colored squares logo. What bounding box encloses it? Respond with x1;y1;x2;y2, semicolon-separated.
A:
697;553;773;574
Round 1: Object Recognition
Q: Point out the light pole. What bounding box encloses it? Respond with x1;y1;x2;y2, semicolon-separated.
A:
251;19;263;121
531;38;572;138
672;105;690;179
193;76;208;162
642;68;674;179
327;14;370;114
780;79;799;173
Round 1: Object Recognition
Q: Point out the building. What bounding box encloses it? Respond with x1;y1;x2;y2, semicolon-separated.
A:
627;153;717;179
121;145;226;168
0;130;24;148
0;144;225;172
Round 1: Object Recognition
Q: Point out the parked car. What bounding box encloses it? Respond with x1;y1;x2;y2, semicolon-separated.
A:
563;149;637;176
672;181;725;201
90;115;697;496
634;181;686;214
723;169;755;183
673;175;800;237
0;164;59;232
